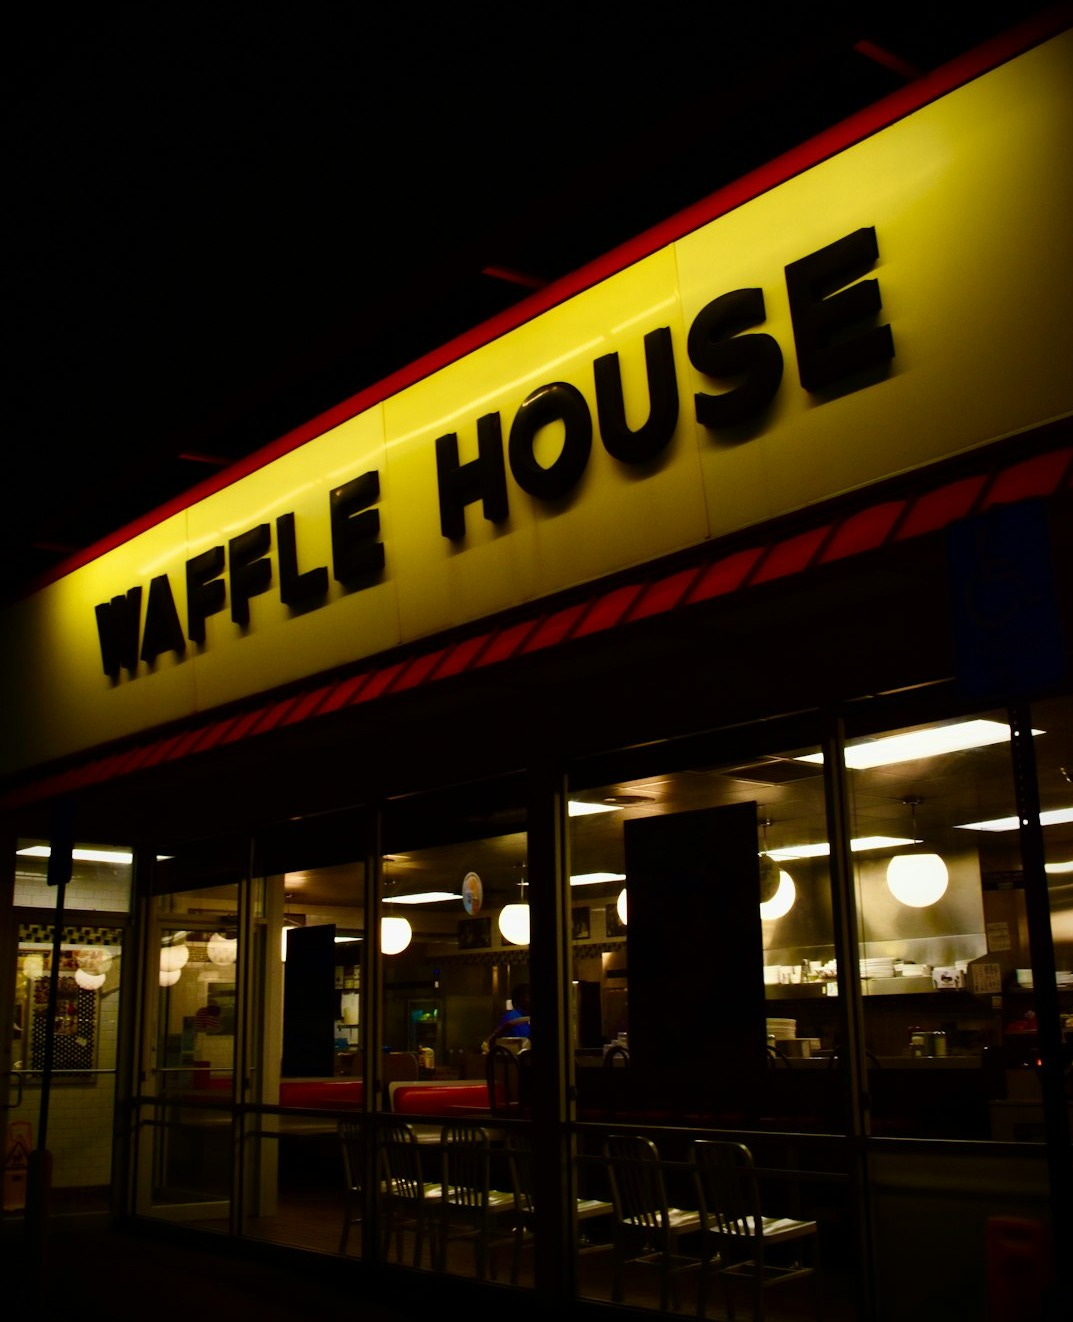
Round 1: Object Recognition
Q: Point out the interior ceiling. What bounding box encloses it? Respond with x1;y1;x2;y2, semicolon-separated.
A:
6;6;1061;606
284;700;1073;915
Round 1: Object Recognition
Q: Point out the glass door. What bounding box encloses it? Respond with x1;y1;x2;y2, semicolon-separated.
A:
133;836;245;1229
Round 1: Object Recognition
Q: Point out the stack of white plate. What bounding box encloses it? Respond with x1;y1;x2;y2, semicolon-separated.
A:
860;957;895;979
766;1018;797;1041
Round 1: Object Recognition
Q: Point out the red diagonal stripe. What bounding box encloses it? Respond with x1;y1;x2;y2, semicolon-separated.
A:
393;649;449;691
522;602;589;652
752;526;831;583
980;447;1073;507
434;632;494;678
686;547;766;603
820;501;906;562
476;619;543;666
574;584;646;637
319;671;375;714
895;475;988;540
629;567;704;620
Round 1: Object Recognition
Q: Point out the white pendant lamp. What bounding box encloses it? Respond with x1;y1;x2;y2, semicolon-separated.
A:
759;869;797;920
887;797;948;907
616;888;628;926
380;914;413;955
498;903;530;945
159;935;189;973
159;968;182;987
759;820;796;920
381;862;413;954
207;931;238;966
498;869;530;945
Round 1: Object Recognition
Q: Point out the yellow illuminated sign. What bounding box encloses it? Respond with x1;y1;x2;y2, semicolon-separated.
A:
2;30;1071;777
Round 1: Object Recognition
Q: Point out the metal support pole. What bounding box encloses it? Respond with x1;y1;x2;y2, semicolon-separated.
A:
526;761;573;1305
822;714;876;1322
1006;703;1072;1318
26;796;76;1268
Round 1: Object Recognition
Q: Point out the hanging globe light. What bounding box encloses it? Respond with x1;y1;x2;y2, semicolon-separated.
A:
759;869;796;920
207;932;238;966
159;967;182;987
74;968;106;990
77;948;113;976
23;953;45;981
380;915;413;955
616;888;628;926
159;938;189;972
886;798;948;907
886;853;949;907
498;902;530;946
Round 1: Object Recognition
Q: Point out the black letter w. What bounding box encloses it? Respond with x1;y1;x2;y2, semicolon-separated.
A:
94;586;142;679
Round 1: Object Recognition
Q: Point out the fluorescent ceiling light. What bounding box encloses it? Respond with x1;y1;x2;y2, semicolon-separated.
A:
1045;860;1073;874
796;719;1041;770
763;836;915;861
568;801;623;817
333;936;363;943
956;806;1073;833
17;845;133;865
389;891;462;905
570;872;627;886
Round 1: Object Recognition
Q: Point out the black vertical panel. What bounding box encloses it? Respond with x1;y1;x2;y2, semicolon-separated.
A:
624;803;767;1113
281;924;336;1078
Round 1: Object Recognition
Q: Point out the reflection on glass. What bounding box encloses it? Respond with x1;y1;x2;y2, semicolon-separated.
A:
568;741;835;1077
846;698;1073;1141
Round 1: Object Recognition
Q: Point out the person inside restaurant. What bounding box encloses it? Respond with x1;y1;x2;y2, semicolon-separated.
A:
484;983;531;1050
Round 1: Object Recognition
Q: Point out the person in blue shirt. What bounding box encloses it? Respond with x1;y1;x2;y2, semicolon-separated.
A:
486;983;531;1048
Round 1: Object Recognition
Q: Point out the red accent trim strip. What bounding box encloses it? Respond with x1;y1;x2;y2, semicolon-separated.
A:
2;438;1071;811
431;632;493;679
752;527;831;584
687;547;767;604
980;447;1073;507
820;501;907;563
522;603;590;653
894;476;988;540
392;650;448;692
281;685;335;725
573;584;647;637
352;661;407;703
477;620;543;666
630;567;705;620
318;671;375;715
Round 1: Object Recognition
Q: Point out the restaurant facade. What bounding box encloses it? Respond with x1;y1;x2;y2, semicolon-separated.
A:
2;18;1072;1322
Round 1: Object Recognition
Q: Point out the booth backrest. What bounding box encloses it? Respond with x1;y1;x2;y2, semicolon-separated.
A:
278;1080;364;1109
389;1081;493;1115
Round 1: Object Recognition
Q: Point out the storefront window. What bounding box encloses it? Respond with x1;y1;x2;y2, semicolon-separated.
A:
134;836;245;1229
381;778;532;1283
844;699;1073;1141
7;837;130;1218
568;732;855;1315
243;812;370;1255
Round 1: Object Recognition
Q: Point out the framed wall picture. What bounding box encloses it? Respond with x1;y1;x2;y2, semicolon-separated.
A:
572;907;591;940
606;903;627;938
458;916;492;950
